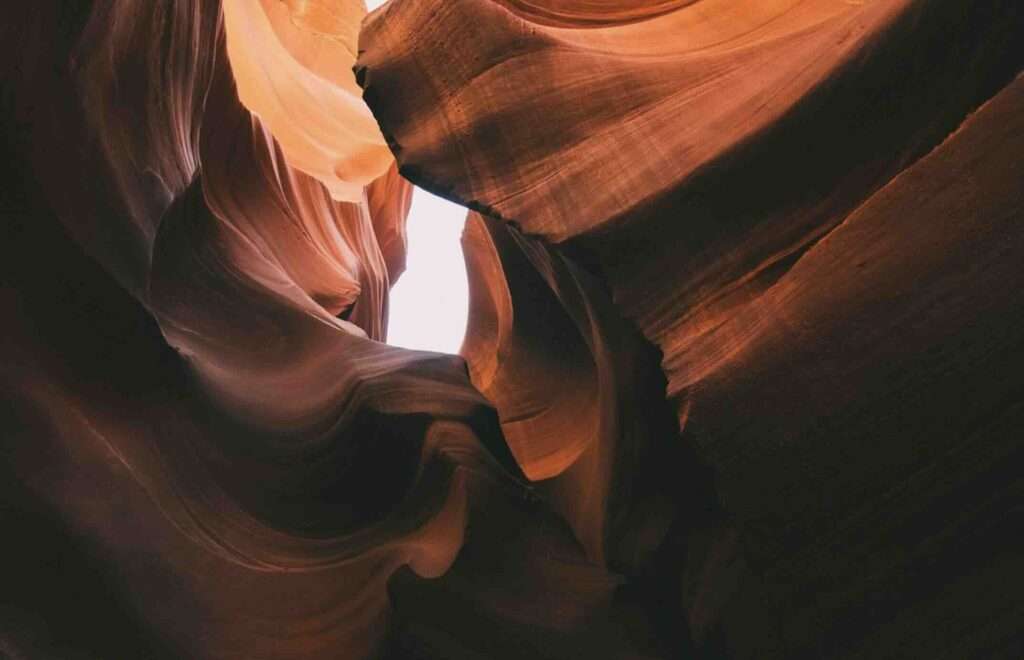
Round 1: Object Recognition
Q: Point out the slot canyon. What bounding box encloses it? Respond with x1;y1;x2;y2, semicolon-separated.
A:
1;1;1022;658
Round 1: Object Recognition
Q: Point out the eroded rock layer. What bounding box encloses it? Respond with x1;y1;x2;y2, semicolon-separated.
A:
359;0;1024;656
1;1;505;658
1;0;1022;658
2;1;691;658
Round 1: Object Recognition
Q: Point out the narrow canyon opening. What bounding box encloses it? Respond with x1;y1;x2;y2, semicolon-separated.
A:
385;187;469;354
365;1;470;355
4;0;1021;658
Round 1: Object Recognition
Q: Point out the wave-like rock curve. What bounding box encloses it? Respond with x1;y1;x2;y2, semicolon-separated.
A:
1;0;1022;658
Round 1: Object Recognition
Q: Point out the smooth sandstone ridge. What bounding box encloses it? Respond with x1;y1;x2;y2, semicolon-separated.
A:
2;0;1023;658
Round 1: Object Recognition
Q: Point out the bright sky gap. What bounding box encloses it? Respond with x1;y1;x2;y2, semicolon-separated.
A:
364;0;468;354
385;187;469;354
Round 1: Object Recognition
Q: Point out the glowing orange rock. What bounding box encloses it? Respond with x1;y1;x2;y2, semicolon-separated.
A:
223;0;392;201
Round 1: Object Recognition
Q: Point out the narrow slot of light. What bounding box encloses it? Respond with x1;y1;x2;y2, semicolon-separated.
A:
363;0;467;353
386;187;469;354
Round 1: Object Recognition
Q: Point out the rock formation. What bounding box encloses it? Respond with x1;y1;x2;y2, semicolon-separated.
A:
1;0;1022;658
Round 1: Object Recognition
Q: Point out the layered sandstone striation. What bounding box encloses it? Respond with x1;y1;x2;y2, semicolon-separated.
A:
2;2;494;657
361;0;1024;656
1;0;1022;658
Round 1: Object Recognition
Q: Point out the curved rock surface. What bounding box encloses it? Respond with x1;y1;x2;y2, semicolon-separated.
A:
360;0;1024;656
223;0;393;200
1;2;506;658
1;0;1022;658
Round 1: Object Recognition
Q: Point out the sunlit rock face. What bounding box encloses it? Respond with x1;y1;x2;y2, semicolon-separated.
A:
0;2;498;658
1;1;1023;659
361;0;1024;656
222;0;393;201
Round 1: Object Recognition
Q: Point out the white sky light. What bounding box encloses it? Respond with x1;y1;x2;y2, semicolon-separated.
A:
386;187;470;354
364;0;468;354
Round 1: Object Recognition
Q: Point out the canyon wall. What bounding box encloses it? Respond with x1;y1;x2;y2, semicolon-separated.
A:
2;0;1022;658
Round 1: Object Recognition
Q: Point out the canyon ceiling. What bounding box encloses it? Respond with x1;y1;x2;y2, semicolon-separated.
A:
1;0;1022;658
